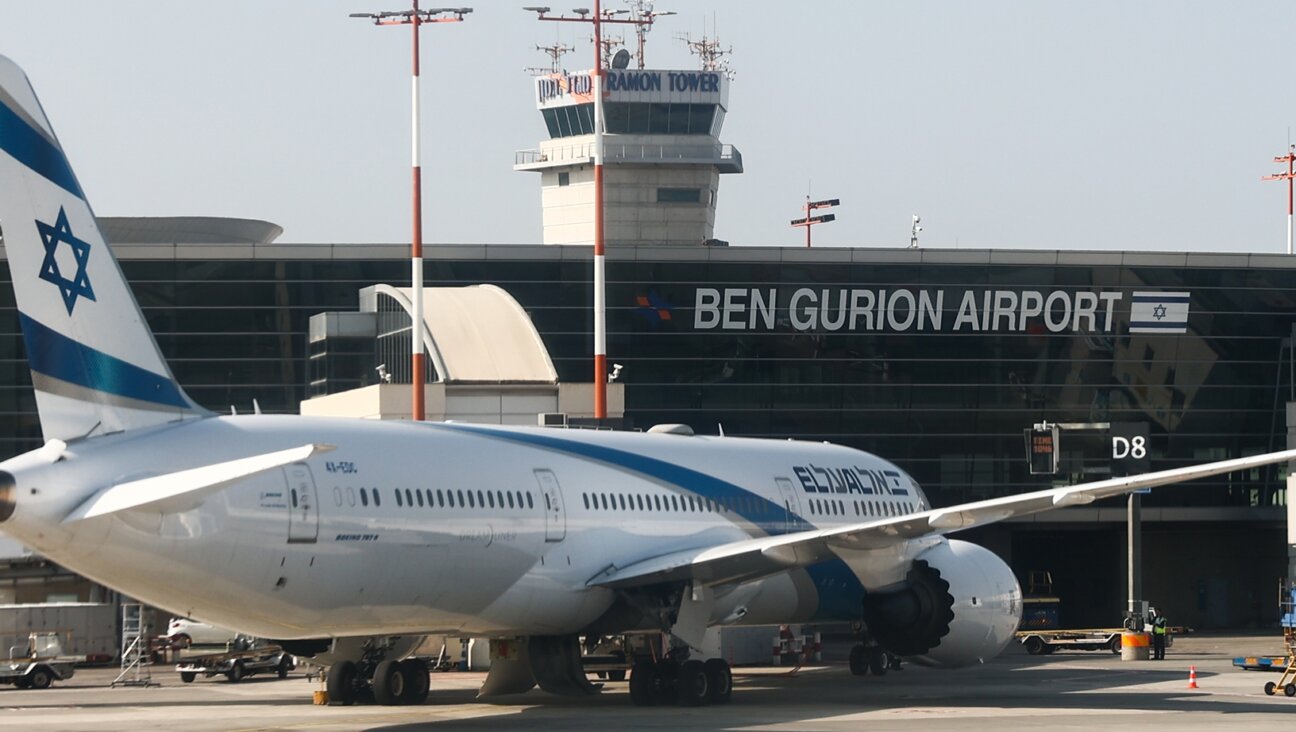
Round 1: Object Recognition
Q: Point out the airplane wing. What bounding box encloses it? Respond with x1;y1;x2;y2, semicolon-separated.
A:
587;447;1296;590
62;443;334;522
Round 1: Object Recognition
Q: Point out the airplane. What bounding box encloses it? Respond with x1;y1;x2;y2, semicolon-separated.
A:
1;52;1295;709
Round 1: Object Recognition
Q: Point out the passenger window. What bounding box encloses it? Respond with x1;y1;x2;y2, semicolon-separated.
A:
416;490;424;508
526;493;534;509
373;490;381;507
488;492;496;508
467;491;475;508
636;495;644;511
333;487;342;507
395;490;403;507
360;488;369;507
497;491;505;508
508;492;516;509
618;495;627;511
346;487;356;507
477;490;485;507
291;488;299;509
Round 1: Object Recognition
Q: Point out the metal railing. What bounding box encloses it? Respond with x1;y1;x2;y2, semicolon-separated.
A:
515;142;741;169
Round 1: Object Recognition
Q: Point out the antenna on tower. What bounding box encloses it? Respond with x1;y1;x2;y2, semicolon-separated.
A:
676;26;734;78
625;1;675;69
526;42;574;75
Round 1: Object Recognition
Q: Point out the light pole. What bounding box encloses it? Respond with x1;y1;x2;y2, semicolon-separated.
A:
351;4;471;421
1263;145;1296;255
524;3;663;421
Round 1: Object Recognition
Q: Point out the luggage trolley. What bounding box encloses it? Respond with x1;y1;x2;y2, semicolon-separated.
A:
1262;580;1296;697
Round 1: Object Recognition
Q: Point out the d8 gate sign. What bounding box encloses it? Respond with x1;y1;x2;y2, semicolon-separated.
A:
1111;422;1150;477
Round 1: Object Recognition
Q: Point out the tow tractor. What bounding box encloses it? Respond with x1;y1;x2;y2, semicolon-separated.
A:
1234;580;1296;697
176;637;294;683
0;632;77;689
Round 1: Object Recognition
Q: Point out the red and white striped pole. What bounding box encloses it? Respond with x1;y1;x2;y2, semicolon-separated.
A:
592;0;608;420
409;3;426;421
352;5;470;421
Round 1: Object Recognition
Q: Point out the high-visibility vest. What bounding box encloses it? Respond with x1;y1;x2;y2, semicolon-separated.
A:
1153;619;1167;635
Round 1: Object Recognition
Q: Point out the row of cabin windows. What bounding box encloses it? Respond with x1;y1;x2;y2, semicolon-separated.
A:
331;486;383;508
581;491;775;517
807;498;919;518
331;486;535;512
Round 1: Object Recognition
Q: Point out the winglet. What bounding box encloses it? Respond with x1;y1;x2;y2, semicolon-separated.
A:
63;443;334;523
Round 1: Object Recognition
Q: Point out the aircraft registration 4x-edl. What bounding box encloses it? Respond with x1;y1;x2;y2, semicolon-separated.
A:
1;53;1293;708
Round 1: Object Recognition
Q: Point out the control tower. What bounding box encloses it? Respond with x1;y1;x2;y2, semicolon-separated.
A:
514;65;742;246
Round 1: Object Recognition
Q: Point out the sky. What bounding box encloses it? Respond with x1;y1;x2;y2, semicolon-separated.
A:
3;1;1296;252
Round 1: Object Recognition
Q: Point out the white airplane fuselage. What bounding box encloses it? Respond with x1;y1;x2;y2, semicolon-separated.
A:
0;415;935;641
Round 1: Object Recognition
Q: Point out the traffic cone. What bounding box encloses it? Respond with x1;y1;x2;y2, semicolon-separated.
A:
1187;665;1199;689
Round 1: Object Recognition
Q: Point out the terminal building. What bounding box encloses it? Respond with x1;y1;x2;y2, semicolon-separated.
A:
0;52;1293;632
1;234;1293;629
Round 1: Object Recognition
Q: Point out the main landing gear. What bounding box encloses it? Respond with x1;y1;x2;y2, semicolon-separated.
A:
629;652;732;707
848;643;893;676
326;641;430;707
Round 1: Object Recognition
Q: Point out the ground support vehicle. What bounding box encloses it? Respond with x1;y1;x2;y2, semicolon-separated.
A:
176;639;294;683
1247;581;1296;697
0;633;76;689
1016;628;1124;655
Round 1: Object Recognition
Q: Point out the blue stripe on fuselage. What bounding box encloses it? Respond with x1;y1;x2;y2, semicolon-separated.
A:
18;311;192;409
432;422;810;534
0;97;84;200
431;423;870;616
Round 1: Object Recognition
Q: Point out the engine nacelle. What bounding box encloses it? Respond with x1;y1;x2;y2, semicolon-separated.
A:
862;539;1022;668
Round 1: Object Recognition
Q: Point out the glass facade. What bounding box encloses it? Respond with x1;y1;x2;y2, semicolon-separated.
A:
4;247;1294;509
542;103;718;138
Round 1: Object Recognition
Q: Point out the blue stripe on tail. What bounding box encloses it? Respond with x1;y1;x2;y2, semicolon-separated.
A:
0;97;83;200
18;311;191;409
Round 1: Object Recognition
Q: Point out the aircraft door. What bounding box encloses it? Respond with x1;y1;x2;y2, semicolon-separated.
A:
285;464;319;544
533;469;567;542
774;477;802;532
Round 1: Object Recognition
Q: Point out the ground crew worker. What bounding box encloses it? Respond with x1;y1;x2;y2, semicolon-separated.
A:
1151;612;1168;660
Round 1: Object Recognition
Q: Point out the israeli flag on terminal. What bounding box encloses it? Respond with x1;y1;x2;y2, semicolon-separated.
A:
1130;291;1190;333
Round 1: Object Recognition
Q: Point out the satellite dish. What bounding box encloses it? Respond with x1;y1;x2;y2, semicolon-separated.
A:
611;49;631;69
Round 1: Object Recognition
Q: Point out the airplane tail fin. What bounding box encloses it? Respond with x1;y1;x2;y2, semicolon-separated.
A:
0;55;210;442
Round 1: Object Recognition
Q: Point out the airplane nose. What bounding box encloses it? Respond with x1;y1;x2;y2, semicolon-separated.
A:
0;471;14;522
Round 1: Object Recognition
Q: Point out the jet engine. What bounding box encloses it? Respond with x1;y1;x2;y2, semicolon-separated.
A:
862;539;1021;667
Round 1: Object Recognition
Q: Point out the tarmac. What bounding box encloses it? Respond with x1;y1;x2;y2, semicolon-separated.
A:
3;633;1295;731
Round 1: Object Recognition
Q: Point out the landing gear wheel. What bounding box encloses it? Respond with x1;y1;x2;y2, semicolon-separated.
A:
1264;681;1276;696
703;659;732;704
326;661;359;706
28;667;52;689
373;659;406;706
277;656;292;679
1286;683;1296;697
226;660;245;683
849;644;868;676
180;672;196;683
676;660;710;707
868;648;887;676
399;659;429;705
629;662;659;707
